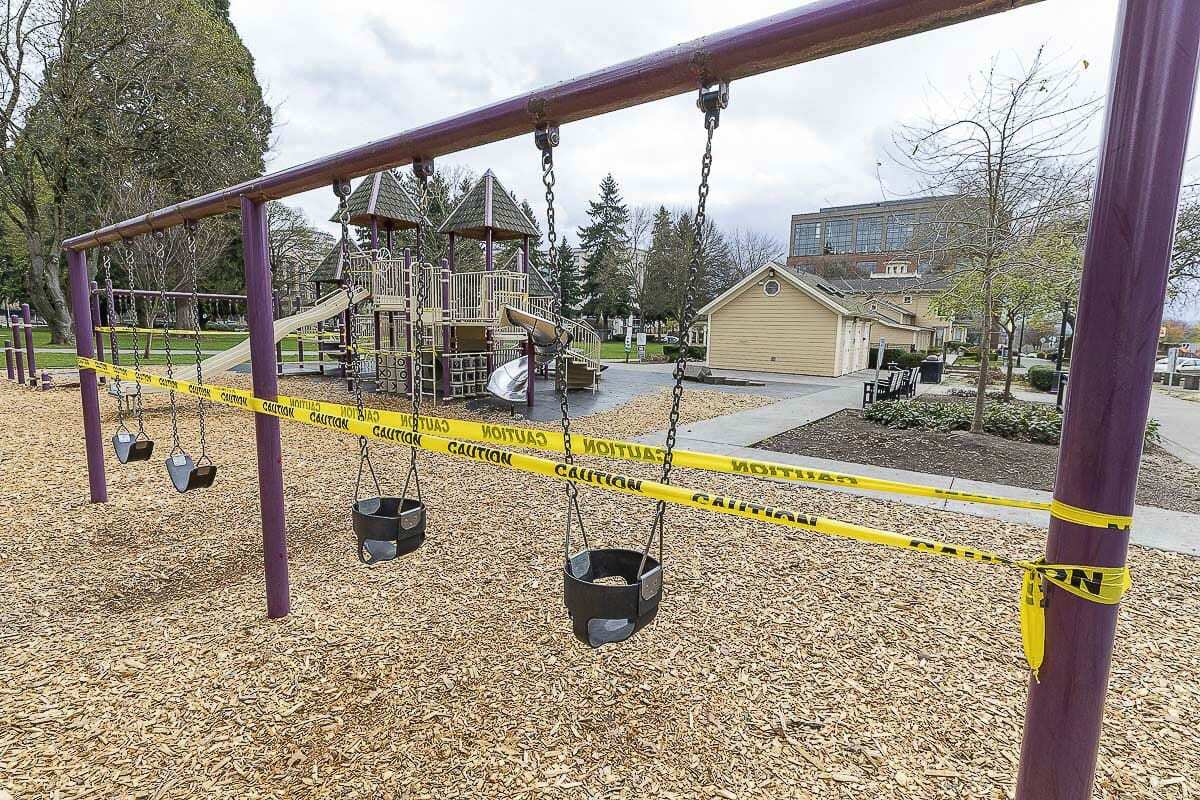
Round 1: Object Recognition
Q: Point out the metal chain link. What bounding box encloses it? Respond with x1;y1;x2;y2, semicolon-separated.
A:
403;162;435;503
337;184;382;501
185;224;210;464
100;247;128;430
123;244;148;435
535;125;589;558
154;231;184;455
641;82;728;573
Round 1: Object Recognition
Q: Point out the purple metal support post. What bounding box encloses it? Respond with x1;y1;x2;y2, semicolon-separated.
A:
1015;3;1200;798
240;196;291;619
67;250;107;503
21;303;36;387
5;340;13;380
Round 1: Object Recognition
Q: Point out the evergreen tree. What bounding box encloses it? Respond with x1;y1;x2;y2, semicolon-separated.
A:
554;237;582;317
576;173;629;320
642;206;677;322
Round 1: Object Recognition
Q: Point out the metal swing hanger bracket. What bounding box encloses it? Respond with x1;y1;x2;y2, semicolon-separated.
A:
534;123;560;153
697;81;730;127
412;158;435;181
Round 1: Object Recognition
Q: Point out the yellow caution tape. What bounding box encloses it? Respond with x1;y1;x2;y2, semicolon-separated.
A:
79;357;1132;673
1049;499;1133;531
77;356;1134;529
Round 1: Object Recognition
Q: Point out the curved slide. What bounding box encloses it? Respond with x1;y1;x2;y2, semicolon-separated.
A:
117;287;366;395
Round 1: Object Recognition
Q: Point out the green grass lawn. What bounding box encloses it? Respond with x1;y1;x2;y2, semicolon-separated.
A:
599;341;666;361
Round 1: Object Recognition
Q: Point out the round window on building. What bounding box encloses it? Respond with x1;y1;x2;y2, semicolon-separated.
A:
763;279;781;297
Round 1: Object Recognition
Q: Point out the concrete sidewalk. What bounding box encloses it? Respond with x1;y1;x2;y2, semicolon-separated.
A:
636;380;1199;556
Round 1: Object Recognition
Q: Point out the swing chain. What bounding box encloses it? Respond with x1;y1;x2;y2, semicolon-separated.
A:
336;181;382;501
122;244;147;434
536;123;588;556
405;160;436;502
185;222;210;464
154;231;184;455
100;246;128;429
644;81;728;567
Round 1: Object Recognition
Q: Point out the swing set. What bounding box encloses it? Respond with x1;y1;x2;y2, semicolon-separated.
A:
60;2;1199;798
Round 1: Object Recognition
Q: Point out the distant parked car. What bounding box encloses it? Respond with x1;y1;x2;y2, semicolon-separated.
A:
661;335;680;344
1156;356;1200;371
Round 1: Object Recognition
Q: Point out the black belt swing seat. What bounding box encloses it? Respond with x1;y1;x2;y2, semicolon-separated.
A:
564;547;663;646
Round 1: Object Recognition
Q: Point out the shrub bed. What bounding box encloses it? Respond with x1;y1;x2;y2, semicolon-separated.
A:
868;348;928;369
863;398;1062;444
662;344;706;360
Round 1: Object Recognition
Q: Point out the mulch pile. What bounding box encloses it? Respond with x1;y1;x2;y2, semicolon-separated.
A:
756;409;1200;514
0;375;1196;799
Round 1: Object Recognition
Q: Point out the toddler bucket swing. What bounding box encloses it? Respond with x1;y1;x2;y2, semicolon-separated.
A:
537;81;728;647
335;171;431;563
102;242;154;463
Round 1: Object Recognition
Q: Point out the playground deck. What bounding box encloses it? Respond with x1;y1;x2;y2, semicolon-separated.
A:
0;377;1194;799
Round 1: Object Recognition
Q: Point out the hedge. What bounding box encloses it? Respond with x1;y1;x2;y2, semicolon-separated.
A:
662;344;706;360
868;348;928;369
1027;364;1057;392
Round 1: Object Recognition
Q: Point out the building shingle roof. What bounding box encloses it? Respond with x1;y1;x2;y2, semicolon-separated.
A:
330;171;426;229
438;170;539;240
822;274;955;294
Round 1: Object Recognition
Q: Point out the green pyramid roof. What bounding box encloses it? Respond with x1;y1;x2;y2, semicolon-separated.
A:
308;243;345;284
330;171;425;229
499;249;554;297
438;170;539;241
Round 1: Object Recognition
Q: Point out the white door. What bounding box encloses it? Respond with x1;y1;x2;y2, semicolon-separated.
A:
841;319;855;375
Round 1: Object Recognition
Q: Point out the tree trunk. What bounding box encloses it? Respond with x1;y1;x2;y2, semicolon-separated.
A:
137;299;154;359
174;295;196;331
25;232;74;344
972;275;994;433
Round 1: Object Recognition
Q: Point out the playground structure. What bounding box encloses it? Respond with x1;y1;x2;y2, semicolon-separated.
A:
57;2;1200;799
3;303;38;388
307;167;601;406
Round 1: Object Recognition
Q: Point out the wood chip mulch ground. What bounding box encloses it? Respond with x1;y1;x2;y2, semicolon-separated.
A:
1;376;1197;799
755;409;1200;514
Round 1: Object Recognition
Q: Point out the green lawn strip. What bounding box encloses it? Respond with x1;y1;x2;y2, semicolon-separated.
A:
599;341;666;360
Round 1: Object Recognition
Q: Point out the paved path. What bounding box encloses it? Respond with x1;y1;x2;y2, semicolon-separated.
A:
632;370;1198;556
1149;390;1200;467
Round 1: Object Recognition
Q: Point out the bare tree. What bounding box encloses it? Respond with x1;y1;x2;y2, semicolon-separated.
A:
1171;182;1200;301
616;204;653;320
268;202;334;309
896;46;1098;431
727;226;785;287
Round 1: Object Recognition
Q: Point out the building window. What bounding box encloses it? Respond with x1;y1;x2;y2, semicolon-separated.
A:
763;279;781;297
855;216;883;253
856;261;876;274
902;294;912;304
886;212;917;250
792;222;820;256
823;219;853;254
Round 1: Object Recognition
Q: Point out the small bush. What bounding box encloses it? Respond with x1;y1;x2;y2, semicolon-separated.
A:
868;348;927;369
1027;365;1057;392
1144;417;1162;445
662;344;705;360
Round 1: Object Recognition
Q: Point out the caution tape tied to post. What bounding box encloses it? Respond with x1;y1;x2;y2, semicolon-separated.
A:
79;357;1132;676
82;352;1132;529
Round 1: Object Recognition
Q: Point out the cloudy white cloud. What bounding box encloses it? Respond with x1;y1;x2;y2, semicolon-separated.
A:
231;0;1200;316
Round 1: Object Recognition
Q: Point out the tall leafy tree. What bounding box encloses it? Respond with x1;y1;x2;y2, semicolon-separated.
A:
576;173;628;320
642;206;676;322
0;0;272;340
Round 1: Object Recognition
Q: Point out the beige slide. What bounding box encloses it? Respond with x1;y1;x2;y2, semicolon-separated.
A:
123;287;366;395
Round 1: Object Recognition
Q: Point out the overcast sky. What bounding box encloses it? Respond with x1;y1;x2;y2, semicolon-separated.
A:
230;0;1200;318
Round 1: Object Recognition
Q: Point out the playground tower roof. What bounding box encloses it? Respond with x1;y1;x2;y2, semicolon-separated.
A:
331;171;425;229
439;170;539;241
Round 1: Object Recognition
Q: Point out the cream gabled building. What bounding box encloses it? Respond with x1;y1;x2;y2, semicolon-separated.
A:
698;262;875;377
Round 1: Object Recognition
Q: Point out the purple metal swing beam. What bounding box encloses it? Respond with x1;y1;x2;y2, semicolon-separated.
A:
62;0;1039;250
